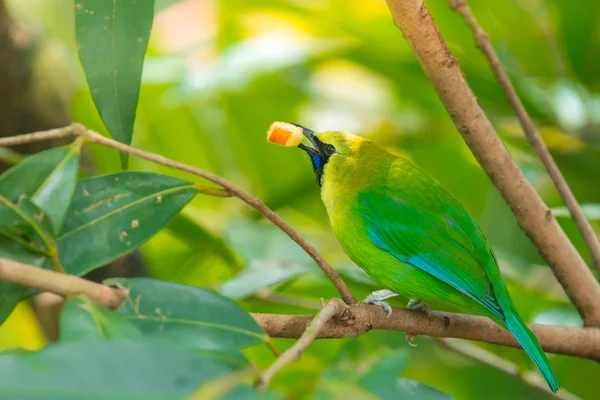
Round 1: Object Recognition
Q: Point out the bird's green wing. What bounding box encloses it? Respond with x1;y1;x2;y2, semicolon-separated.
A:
355;159;559;393
356;161;504;318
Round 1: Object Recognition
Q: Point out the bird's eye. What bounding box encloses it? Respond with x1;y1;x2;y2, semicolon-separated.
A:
325;144;336;156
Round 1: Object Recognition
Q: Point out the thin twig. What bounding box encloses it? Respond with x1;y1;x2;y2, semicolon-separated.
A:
1;257;599;360
0;125;79;146
438;338;580;400
0;123;355;304
448;0;600;274
256;298;349;390
383;0;600;326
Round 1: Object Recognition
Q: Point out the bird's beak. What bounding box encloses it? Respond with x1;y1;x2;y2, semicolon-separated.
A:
290;123;321;155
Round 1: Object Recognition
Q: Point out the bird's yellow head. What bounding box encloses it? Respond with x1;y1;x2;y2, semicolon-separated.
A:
291;123;365;186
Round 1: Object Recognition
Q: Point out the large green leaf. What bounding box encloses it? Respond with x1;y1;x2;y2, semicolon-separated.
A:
75;0;155;167
104;278;269;351
60;295;143;342
0;144;81;234
0;340;250;399
57;172;197;276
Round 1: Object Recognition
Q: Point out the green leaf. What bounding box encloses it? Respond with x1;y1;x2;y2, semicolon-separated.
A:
221;219;316;299
358;351;410;391
221;260;308;300
167;211;238;266
104;278;269;351
552;204;600;220
57;172;197;276
224;219;314;265
75;0;155;167
316;343;453;400
385;379;455;400
359;352;452;399
0;196;54;254
60;295;143;342
0;340;249;399
0;144;81;234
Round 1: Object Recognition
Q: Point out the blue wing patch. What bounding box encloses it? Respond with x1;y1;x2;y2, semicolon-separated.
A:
358;192;503;319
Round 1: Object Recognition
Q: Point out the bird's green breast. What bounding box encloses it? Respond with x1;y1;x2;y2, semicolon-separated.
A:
320;141;392;221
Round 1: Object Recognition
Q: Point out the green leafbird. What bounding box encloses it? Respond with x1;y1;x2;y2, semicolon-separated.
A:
290;123;560;393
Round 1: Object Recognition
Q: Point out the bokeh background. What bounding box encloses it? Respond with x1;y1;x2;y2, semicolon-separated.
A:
1;0;599;398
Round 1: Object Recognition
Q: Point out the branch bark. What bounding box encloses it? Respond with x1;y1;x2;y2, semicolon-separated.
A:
448;0;600;275
0;258;126;309
254;305;600;361
2;257;598;361
0;124;355;305
383;0;600;326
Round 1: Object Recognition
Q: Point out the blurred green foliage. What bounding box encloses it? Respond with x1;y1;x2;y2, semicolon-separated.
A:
1;0;599;398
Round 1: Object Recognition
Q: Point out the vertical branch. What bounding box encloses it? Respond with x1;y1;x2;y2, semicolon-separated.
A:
448;0;600;274
383;0;600;326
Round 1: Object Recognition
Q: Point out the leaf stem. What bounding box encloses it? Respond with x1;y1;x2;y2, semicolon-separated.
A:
194;184;232;198
48;247;65;273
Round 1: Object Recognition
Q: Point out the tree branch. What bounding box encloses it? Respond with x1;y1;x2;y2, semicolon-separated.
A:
254;305;600;361
2;257;598;361
0;123;355;305
383;0;600;326
0;258;126;309
257;298;348;390
448;0;600;275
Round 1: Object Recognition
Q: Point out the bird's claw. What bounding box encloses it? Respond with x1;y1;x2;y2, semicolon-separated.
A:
370;300;393;318
364;289;399;318
405;332;418;347
404;299;432;346
407;298;432;317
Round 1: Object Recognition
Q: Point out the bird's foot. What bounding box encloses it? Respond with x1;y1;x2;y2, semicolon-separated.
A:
405;332;418;347
363;289;399;318
407;298;432;317
405;299;432;347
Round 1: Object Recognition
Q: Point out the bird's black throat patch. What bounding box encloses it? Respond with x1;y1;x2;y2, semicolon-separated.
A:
307;151;331;187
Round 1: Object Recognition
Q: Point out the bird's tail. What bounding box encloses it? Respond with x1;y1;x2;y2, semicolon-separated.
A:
503;308;560;393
